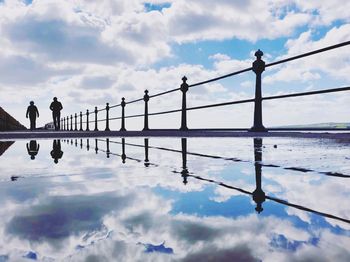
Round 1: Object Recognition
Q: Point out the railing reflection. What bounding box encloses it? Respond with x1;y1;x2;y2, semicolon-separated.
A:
63;137;350;224
181;138;189;185
253;138;265;213
144;138;150;167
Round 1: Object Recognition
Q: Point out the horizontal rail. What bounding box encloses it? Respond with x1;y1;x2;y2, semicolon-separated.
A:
188;67;252;88
126;98;144;105
149;88;180;99
262;86;350;100
266;40;350;68
109;103;121;109
75;85;350;123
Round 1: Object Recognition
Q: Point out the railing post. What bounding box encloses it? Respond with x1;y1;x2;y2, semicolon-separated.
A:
66;117;69;130
250;49;267;132
120;97;126;131
94;106;98;131
86;110;90;131
87;138;90;151
143;90;149;131
70;115;73;131
180;76;189;131
79;112;83;131
74;113;77;131
80;138;83;149
105;103;110;131
63;117;66;130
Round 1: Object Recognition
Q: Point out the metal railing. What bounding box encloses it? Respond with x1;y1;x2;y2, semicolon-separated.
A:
61;40;350;132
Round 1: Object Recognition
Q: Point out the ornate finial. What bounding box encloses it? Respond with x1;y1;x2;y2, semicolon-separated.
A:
145;89;148;94
122;97;125;101
255;49;263;59
182;76;187;82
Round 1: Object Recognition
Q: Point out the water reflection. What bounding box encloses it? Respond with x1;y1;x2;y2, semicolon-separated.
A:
252;138;265;213
181;138;190;185
71;137;350;223
0;137;349;261
26;140;39;160
50;140;63;164
144;138;150;167
0;141;14;157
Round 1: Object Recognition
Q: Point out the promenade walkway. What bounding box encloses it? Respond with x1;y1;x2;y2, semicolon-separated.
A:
1;130;350;140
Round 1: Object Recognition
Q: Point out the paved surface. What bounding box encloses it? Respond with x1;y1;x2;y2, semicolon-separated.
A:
1;130;350;140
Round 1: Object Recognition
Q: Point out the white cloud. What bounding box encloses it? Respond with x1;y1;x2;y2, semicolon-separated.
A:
295;0;350;25
164;0;310;42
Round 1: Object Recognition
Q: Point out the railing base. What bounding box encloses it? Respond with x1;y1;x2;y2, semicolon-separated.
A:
249;126;268;132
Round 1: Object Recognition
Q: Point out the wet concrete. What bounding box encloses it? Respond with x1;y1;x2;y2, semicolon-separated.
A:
1;130;350;140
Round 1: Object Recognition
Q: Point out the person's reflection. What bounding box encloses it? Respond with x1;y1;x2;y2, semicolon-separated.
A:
181;138;189;185
26;140;39;160
50;140;63;164
252;138;266;213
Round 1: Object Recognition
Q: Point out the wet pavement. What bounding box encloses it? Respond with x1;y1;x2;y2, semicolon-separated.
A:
0;137;349;261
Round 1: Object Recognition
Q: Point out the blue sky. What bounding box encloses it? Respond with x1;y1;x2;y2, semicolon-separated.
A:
0;0;349;129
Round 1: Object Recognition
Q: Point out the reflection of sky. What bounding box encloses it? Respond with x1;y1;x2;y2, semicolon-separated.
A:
0;138;349;261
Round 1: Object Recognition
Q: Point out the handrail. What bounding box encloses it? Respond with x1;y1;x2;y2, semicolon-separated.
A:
262;86;350;100
265;40;350;68
64;40;350;132
77;85;350;122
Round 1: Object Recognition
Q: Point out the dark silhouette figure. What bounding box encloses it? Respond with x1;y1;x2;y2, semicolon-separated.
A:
26;101;39;130
252;138;266;213
50;140;63;164
27;140;39;160
50;97;63;130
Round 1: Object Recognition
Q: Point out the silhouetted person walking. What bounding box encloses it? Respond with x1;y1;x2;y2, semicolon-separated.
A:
26;101;39;130
50;97;63;130
51;140;63;164
27;140;39;160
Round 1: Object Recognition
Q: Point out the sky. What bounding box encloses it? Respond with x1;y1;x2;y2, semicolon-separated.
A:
0;0;350;129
